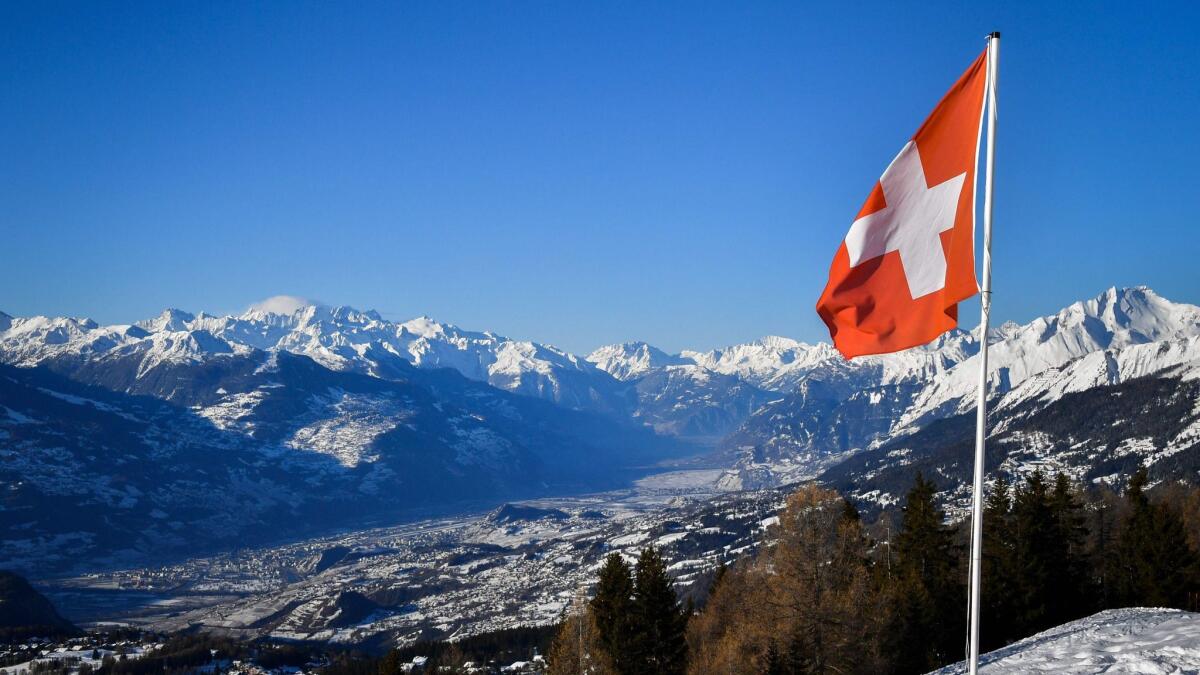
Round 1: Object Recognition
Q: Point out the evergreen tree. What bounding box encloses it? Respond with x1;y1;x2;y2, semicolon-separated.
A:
1116;467;1200;608
1088;483;1125;610
981;476;1018;650
890;472;963;674
1011;470;1055;636
630;546;688;675
591;553;636;673
433;643;468;674
785;629;808;674
1047;472;1090;623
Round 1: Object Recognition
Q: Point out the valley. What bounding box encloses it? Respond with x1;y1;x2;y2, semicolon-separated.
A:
40;469;777;649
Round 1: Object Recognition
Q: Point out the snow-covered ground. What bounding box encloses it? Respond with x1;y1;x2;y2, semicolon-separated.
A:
932;608;1200;674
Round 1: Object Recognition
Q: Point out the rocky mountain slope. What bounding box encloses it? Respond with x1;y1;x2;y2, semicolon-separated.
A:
821;370;1200;514
0;571;77;640
0;351;683;575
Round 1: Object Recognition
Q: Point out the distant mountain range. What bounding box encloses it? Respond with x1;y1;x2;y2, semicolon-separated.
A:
0;324;684;574
3;286;1199;573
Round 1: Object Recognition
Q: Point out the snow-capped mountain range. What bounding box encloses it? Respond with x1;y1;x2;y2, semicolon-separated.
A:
702;287;1200;488
3;286;1200;571
4;286;1199;458
0;303;633;415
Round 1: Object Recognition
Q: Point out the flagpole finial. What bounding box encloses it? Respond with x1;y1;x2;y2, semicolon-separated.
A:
989;31;1001;39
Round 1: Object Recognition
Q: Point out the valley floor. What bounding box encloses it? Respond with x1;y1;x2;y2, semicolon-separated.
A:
40;468;775;648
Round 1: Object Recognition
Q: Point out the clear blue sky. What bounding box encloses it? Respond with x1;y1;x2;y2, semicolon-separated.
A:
3;2;1198;354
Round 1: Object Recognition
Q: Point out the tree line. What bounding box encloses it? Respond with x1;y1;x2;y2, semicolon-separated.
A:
545;466;1200;675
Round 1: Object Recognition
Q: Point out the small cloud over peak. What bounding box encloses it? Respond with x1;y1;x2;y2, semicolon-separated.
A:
247;295;319;315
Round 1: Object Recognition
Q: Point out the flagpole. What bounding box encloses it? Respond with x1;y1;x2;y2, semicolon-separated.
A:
967;31;999;675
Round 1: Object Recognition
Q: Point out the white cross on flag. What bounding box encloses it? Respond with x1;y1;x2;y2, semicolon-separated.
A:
817;49;988;358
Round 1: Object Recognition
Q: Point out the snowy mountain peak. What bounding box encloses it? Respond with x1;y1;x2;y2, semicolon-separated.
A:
329;306;383;323
754;335;808;350
137;308;196;332
1051;286;1200;343
679;336;839;391
989;321;1022;341
245;295;319;316
587;341;690;381
399;315;460;339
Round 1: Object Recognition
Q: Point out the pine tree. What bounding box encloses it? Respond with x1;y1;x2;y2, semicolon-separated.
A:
890;472;963;674
434;644;468;674
591;552;636;673
1089;483;1125;610
1116;466;1200;608
630;546;688;675
1011;470;1055;636
1047;472;1090;624
981;476;1018;649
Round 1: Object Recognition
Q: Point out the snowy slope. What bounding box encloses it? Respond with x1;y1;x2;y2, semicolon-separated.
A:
996;335;1200;413
629;364;772;438
900;287;1200;429
931;608;1200;674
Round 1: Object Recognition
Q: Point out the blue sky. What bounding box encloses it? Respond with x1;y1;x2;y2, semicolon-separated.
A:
3;2;1198;354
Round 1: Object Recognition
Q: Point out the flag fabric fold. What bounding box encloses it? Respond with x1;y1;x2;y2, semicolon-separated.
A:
816;49;988;359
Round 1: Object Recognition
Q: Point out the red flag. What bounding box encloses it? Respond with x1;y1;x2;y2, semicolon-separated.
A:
816;49;988;359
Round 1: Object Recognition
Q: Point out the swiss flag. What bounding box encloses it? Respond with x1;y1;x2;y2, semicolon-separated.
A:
816;49;988;358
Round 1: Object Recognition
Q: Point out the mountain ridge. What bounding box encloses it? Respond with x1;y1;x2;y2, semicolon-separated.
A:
5;285;1200;494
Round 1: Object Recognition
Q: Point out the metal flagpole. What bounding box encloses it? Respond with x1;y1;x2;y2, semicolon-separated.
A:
967;30;1000;675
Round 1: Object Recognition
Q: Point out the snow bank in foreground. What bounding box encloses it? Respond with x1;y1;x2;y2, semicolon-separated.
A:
931;607;1200;674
